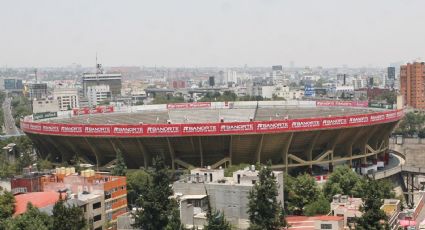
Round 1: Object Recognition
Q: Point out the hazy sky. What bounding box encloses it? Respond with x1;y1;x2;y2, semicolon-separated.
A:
1;0;424;68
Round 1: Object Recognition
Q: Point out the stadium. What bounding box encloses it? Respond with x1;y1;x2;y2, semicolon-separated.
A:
21;101;403;173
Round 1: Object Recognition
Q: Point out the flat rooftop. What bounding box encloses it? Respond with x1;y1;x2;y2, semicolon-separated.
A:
42;106;381;125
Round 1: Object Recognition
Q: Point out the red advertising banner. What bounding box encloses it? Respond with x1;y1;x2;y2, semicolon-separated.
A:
316;100;368;107
72;106;114;116
21;109;404;137
167;102;211;109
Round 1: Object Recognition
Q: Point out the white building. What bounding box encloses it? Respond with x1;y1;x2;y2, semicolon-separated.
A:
173;166;284;229
87;85;112;107
53;88;79;111
250;84;302;100
32;99;59;114
227;70;238;84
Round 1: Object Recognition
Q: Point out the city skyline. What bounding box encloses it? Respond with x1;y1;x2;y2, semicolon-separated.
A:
0;0;424;68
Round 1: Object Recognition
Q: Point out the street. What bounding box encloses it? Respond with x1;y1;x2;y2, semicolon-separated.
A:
2;97;21;135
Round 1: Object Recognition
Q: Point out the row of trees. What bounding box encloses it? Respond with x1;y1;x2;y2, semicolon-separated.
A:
10;95;31;128
121;151;285;230
394;111;425;137
0;191;86;230
0;136;49;179
123;154;395;229
285;166;395;229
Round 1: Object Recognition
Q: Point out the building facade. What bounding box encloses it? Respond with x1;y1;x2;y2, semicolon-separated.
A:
82;73;122;98
387;67;396;88
42;168;128;229
173;167;284;229
87;85;112;107
400;62;425;109
53;88;79;111
27;83;48;100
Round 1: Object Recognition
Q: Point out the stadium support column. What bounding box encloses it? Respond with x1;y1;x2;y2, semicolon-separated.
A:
136;139;150;169
306;131;320;174
256;135;264;164
346;128;363;167
167;138;175;170
44;136;68;163
327;130;342;173
359;126;380;166
199;137;204;168
85;138;100;171
229;136;233;166
282;133;293;174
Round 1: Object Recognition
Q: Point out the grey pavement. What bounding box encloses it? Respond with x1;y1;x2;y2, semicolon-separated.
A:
2;97;21;135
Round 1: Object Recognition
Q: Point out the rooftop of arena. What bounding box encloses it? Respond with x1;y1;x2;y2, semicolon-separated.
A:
35;101;387;125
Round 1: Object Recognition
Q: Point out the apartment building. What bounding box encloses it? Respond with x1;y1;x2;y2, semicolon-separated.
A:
400;62;425;109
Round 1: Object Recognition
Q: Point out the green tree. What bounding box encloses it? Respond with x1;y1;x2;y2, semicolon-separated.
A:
5;203;52;230
204;210;232;230
355;178;389;230
205;209;232;230
395;112;425;137
126;169;151;207
111;149;127;176
304;195;331;216
286;173;319;215
52;200;87;230
247;161;283;230
0;190;15;229
323;166;361;200
204;186;232;230
133;155;182;230
352;178;395;200
164;199;183;230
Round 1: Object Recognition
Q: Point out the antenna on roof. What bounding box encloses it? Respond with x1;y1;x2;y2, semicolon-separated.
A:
95;52;103;74
34;68;38;83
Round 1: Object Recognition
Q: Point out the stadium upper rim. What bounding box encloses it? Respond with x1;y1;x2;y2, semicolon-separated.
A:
21;100;404;138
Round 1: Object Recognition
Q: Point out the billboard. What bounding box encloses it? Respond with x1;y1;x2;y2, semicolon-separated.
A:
304;84;315;97
33;112;58;120
22;109;403;137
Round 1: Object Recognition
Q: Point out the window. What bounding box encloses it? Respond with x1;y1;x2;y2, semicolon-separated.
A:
93;214;102;222
321;224;332;229
93;202;101;209
105;191;111;200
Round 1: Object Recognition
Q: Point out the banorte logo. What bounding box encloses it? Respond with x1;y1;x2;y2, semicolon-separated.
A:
42;125;59;132
349;116;369;124
29;124;42;131
256;122;289;131
291;120;321;128
182;125;217;133
322;118;347;126
113;127;144;134
60;126;83;133
84;126;111;134
220;124;254;132
147;126;179;134
385;112;397;119
370;114;385;122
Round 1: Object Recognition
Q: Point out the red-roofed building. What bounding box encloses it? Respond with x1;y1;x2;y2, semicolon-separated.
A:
286;215;344;230
14;191;60;216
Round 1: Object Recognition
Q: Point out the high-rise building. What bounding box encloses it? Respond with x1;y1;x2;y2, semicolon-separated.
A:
208;76;215;87
82;73;122;98
400;62;425;109
87;85;112;107
387;67;396;88
28;83;48;100
53;88;79;111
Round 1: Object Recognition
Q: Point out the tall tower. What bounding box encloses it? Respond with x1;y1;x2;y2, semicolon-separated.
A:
400;62;425;109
